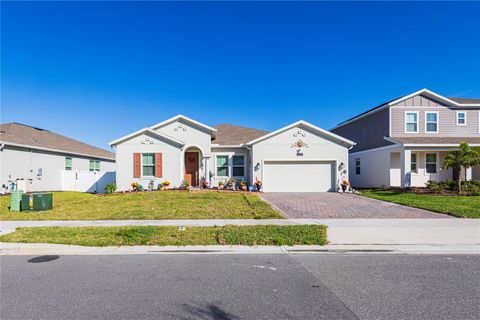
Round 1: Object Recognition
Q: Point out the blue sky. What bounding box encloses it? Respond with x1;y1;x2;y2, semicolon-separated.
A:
2;1;480;150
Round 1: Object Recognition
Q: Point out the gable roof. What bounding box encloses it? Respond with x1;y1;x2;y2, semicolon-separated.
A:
333;89;480;130
212;124;269;146
109;128;184;146
0;123;115;160
150;114;217;133
247;120;355;147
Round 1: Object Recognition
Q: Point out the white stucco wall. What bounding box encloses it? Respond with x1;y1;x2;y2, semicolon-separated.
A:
0;145;115;192
154;119;212;156
348;146;401;188
251;125;350;190
114;132;183;191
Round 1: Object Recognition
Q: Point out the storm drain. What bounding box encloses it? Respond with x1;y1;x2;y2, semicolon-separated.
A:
27;255;60;263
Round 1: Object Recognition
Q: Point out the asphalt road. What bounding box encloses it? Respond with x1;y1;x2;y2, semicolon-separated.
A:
1;254;479;320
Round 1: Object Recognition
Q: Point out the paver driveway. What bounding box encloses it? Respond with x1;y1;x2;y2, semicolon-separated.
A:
261;193;452;219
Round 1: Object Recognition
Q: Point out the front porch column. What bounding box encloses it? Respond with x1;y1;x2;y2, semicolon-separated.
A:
466;167;472;181
400;149;412;188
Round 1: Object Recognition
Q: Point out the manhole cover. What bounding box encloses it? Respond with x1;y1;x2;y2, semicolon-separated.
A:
27;255;60;263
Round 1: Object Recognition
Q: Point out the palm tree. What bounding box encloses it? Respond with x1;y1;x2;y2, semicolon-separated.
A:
442;142;480;194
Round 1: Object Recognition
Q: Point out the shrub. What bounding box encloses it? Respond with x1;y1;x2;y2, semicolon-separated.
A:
137;184;144;192
157;183;163;190
104;183;117;194
425;180;444;193
463;181;480;195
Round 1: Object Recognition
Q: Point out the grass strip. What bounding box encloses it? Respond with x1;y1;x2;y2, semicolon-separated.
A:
360;190;480;218
0;225;327;247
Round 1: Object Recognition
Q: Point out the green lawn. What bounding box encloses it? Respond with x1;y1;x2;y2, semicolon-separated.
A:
0;191;283;220
361;190;480;218
0;225;327;246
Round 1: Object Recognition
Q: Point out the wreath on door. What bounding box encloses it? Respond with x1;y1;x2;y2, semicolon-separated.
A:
188;157;196;163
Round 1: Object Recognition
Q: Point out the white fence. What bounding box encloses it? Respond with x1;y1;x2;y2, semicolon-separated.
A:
61;170;115;193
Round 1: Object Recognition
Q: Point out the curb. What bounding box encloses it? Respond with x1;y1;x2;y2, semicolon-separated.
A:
2;243;479;256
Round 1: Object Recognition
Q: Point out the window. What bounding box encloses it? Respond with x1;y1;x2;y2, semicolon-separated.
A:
355;158;361;175
457;112;466;125
425;153;437;174
89;160;100;172
232;155;245;177
142;154;155;176
65;157;73;171
216;155;229;177
410;153;417;173
425;112;438;133
405;112;418;133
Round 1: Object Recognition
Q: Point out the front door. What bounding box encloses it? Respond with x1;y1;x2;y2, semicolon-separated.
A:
184;152;199;187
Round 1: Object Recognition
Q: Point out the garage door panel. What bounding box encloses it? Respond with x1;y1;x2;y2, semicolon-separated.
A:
263;161;335;192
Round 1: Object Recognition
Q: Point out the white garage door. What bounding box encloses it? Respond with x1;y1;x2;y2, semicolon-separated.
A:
263;160;335;192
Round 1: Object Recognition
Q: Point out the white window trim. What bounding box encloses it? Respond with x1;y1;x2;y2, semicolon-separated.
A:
232;155;246;178
141;153;155;178
215;154;247;179
425;152;439;175
410;153;418;174
215;154;230;178
65;157;73;171
89;160;100;172
355;158;361;175
456;111;467;126
424;111;439;133
404;111;419;133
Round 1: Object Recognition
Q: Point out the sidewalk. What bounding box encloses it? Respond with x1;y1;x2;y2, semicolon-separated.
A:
1;219;479;247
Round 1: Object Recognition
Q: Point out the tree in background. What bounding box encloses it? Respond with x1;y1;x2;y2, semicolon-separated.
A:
442;142;480;194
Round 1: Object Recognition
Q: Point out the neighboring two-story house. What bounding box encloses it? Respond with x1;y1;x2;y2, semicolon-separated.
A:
109;115;355;192
331;89;480;188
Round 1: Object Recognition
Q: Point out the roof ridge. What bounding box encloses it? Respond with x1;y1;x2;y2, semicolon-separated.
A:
213;123;269;132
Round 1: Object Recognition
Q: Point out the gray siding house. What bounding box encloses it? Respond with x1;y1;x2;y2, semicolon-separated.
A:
0;123;116;193
331;89;480;188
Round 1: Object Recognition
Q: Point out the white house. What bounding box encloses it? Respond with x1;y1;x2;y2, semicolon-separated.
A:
109;115;355;192
0;123;116;193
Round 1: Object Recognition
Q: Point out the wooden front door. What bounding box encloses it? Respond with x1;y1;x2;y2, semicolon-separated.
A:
184;152;199;187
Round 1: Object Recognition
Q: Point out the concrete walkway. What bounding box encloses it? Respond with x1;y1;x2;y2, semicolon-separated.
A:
1;219;479;247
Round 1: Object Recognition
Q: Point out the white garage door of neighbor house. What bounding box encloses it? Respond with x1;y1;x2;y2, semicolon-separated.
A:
263;161;336;192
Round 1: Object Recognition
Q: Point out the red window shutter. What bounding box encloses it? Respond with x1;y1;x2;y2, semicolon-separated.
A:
133;153;141;178
155;153;163;178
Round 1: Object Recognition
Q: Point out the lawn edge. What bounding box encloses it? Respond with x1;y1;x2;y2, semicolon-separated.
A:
358;191;467;219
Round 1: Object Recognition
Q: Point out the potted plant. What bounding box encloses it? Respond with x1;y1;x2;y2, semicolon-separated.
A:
182;180;190;190
162;180;171;190
254;178;262;191
131;182;139;192
240;180;248;191
201;178;208;189
218;181;225;189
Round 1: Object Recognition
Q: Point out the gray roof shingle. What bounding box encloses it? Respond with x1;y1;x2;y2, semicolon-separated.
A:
0;123;115;160
448;97;480;104
390;136;480;145
213;124;269;145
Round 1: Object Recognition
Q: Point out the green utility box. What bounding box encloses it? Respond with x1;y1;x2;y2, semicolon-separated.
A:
21;193;53;211
10;190;23;211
